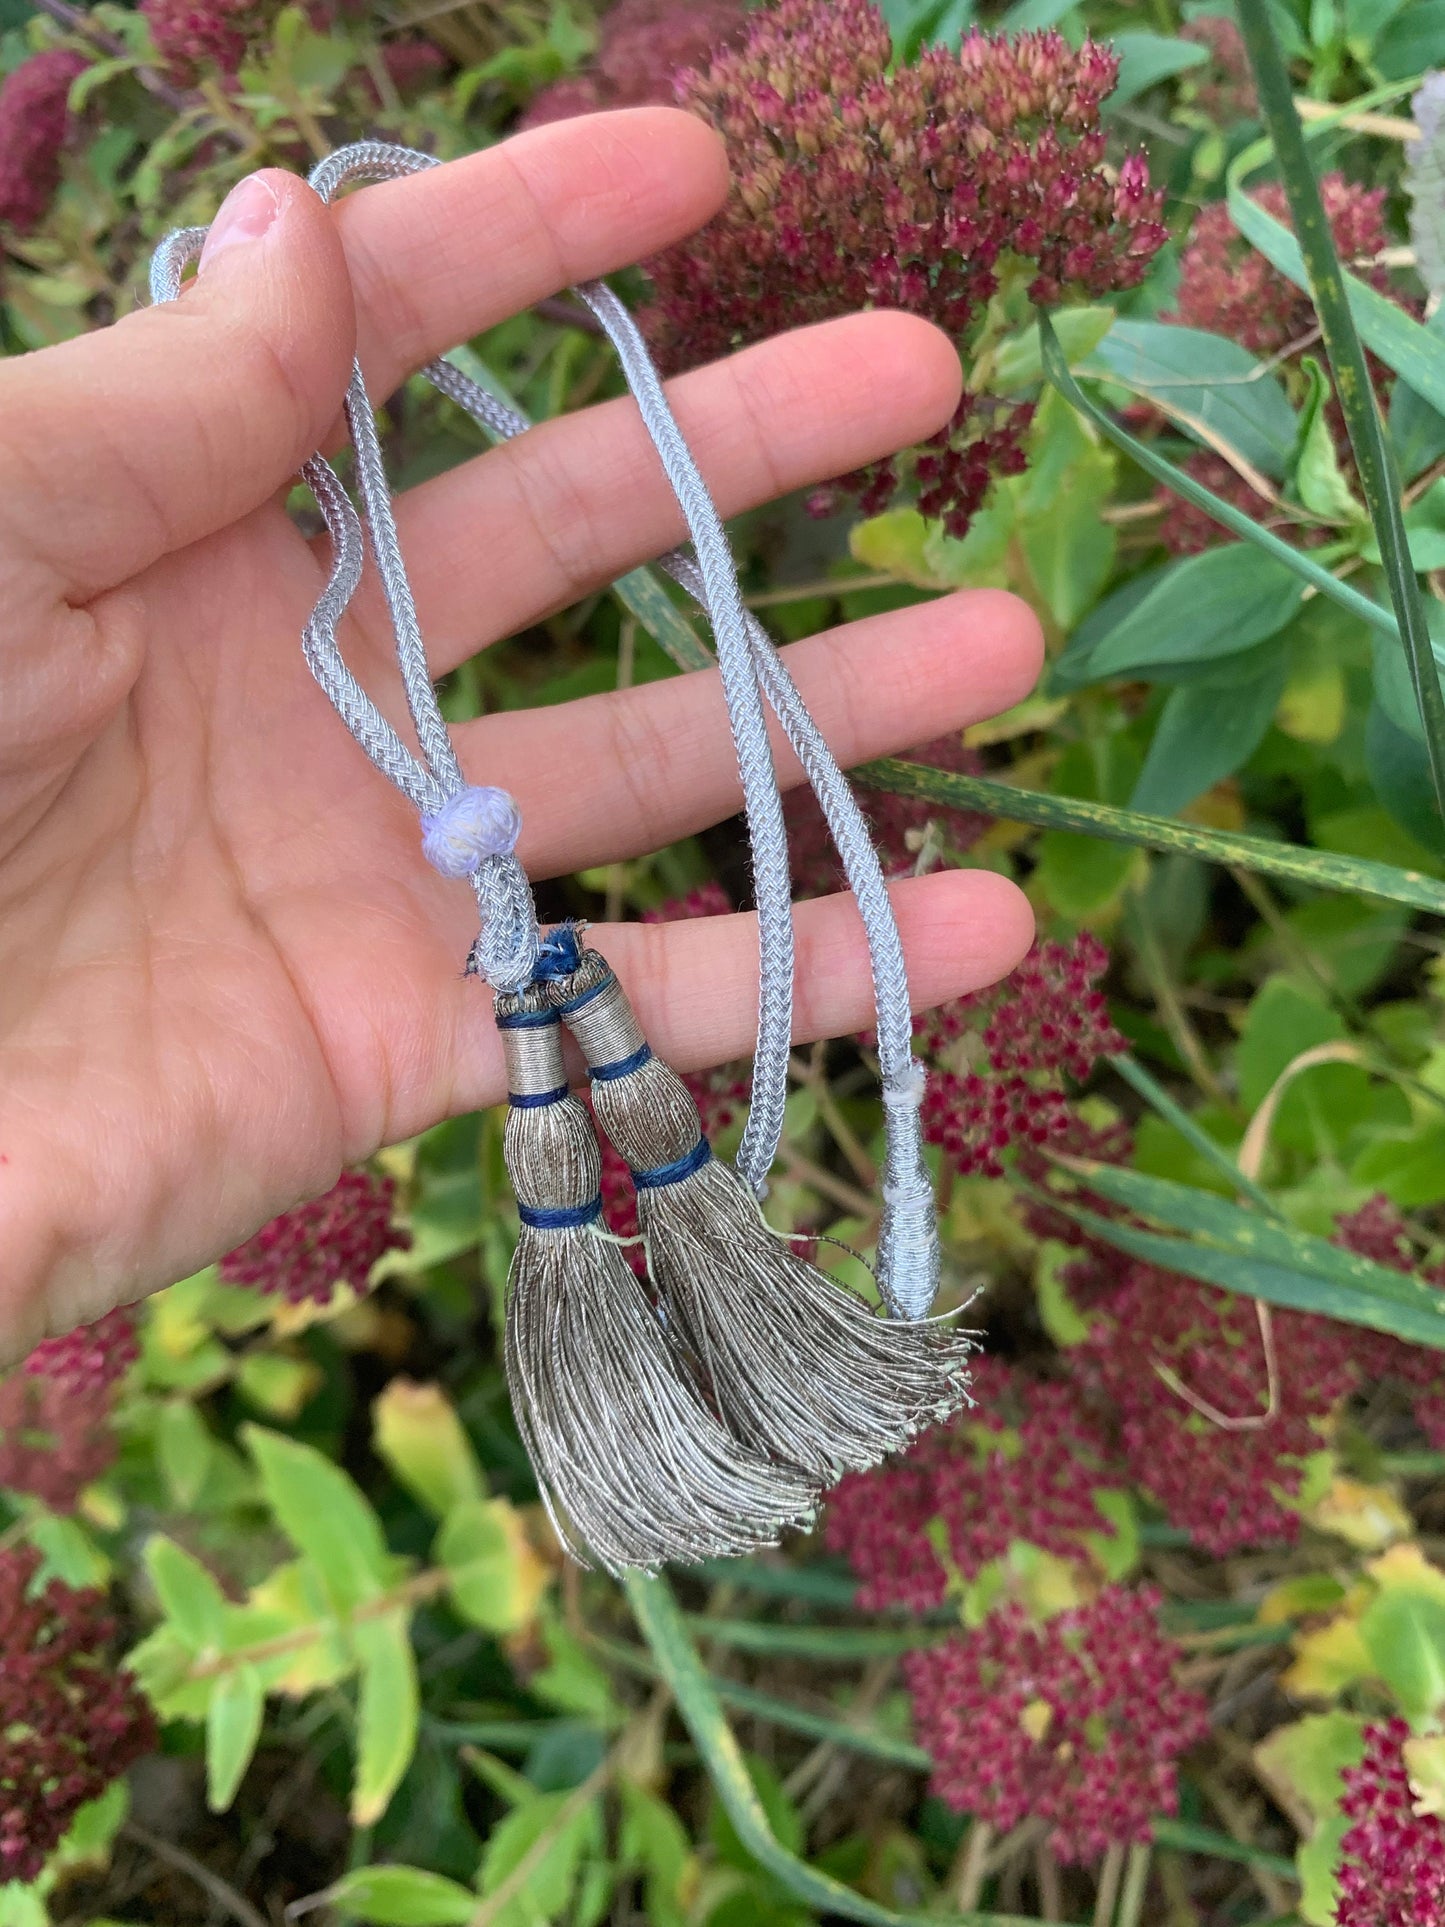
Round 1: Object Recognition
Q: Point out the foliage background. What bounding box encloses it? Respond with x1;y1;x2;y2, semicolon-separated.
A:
4;0;1445;1923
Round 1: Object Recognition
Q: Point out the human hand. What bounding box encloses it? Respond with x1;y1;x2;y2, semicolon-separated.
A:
0;107;1040;1357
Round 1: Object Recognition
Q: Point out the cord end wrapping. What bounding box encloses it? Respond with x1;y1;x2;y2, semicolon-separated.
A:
420;784;522;878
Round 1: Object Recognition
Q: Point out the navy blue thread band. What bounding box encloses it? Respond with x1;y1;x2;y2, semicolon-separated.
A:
590;1043;652;1083
496;1005;560;1031
509;1085;569;1109
553;971;614;1018
632;1138;711;1189
518;1196;602;1230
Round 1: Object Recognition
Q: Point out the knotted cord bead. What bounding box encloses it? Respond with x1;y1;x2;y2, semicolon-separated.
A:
421;784;522;878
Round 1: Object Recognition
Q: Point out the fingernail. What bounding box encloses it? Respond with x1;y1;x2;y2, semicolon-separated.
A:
199;173;284;273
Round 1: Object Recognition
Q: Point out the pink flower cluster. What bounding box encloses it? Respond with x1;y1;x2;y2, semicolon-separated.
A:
219;1168;410;1305
0;49;86;236
641;0;1165;537
904;1586;1209;1864
1335;1196;1445;1449
141;0;260;77
826;1355;1124;1612
915;932;1122;1179
785;733;988;898
0;1545;157;1884
523;0;749;129
1159;177;1404;554
1336;1717;1445;1927
1075;1257;1359;1554
24;1306;138;1396
1178;15;1258;124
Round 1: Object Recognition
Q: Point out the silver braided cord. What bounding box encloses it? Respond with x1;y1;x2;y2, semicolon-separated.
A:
151;139;939;1315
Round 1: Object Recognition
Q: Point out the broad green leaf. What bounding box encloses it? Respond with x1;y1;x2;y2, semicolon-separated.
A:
373;1380;487;1520
1353;1118;1445;1207
243;1425;392;1613
476;1790;603;1927
531;1613;623;1723
1086;545;1306;679
848;508;946;589
1084;320;1299;478
1130;645;1288;815
619;1785;693;1927
145;1537;226;1653
991;304;1113;392
1389;310;1445;481
236;1350;319;1420
1375;0;1445;73
156;1398;216;1508
1035;737;1144;916
50;1779;129;1874
1014;389;1117;629
1104;29;1208;106
438;1497;549;1634
1366;702;1445;858
1364;475;1445;572
24;1511;109;1590
1345;0;1412;45
1236;977;1370;1156
1289;358;1367;524
1359;1579;1445;1720
352;1610;420;1827
205;1664;264;1812
318;1867;475;1927
1255;1711;1366;1926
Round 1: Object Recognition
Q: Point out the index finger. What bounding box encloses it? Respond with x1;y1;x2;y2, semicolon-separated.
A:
336;106;730;399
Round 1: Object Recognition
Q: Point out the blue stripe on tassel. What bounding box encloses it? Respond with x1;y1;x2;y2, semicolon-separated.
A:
632;1138;712;1189
518;1196;603;1230
509;1085;570;1109
496;1005;560;1031
590;1043;653;1083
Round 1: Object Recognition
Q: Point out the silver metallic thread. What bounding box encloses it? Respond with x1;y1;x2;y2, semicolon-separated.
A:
552;949;973;1481
498;986;817;1572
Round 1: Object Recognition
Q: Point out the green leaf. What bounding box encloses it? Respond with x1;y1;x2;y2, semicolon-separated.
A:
1086;544;1306;679
858;756;1445;915
145;1537;226;1654
1236;977;1369;1155
1289;358;1368;523
619;1785;693;1927
320;1867;476;1926
1374;0;1445;76
1085;319;1299;477
373;1380;487;1520
991;304;1114;392
156;1399;216;1508
243;1425;392;1614
1359;1582;1445;1720
205;1665;264;1813
1014;389;1117;629
1366;701;1445;858
1388;309;1445;481
1353;1118;1445;1207
476;1790;603;1927
1130;645;1288;815
352;1611;420;1827
438;1497;548;1634
1255;1712;1365;1925
1104;29;1208;106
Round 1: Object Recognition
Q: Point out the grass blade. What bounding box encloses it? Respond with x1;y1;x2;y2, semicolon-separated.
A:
856;757;1445;914
1232;5;1445;825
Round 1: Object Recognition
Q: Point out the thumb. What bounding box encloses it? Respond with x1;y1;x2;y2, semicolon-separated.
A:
0;170;355;604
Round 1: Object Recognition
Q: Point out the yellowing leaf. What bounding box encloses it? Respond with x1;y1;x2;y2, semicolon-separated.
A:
439;1498;550;1634
1283;1614;1375;1699
244;1560;351;1695
1405;1732;1445;1818
374;1380;487;1520
1305;1474;1412;1550
1277;654;1347;744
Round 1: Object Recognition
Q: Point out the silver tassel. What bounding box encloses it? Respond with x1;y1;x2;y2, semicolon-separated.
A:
546;943;974;1486
495;981;818;1572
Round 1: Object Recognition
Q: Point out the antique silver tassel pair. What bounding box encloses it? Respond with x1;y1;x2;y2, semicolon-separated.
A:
152;141;974;1574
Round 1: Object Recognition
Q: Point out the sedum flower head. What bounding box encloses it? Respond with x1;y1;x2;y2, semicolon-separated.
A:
141;0;260;78
0;1545;157;1884
24;1306;138;1396
903;1585;1208;1864
522;0;749;128
642;0;1165;536
826;1356;1124;1612
915;933;1122;1179
0;49;87;236
1337;1717;1445;1927
219;1168;410;1305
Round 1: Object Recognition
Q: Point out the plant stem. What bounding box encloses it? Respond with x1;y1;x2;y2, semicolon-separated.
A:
1093;1845;1125;1927
954;1823;994;1911
123;1822;269;1927
186;1567;450;1681
1236;0;1445;827
1114;1845;1152;1927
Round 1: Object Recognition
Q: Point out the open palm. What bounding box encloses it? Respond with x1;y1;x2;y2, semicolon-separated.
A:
0;108;1040;1358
